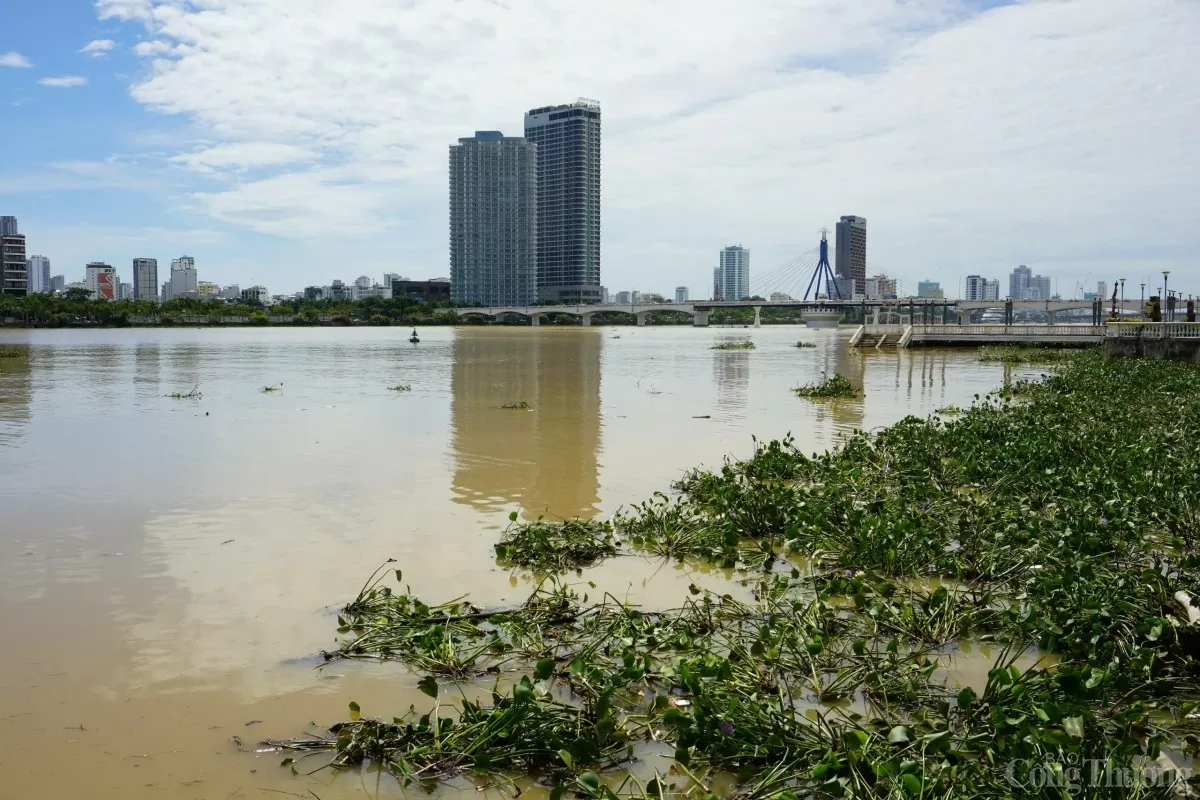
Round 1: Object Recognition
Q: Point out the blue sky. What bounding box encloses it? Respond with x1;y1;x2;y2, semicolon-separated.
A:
1;0;1197;299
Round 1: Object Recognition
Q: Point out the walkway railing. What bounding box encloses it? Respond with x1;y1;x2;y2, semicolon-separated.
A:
1107;322;1200;339
913;324;1105;337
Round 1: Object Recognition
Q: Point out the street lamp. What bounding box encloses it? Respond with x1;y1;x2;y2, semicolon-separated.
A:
1140;282;1145;318
1162;271;1171;322
1119;279;1126;318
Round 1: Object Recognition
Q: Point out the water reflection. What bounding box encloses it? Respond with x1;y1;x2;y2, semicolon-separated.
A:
0;344;32;447
712;351;749;412
451;329;602;520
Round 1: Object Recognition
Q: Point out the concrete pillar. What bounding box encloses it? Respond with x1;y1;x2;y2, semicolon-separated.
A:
693;310;710;327
957;311;968;325
581;314;592;327
753;306;762;328
530;314;542;327
636;312;647;327
1047;310;1057;325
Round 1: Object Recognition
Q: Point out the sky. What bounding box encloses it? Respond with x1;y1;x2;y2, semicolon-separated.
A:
0;0;1197;300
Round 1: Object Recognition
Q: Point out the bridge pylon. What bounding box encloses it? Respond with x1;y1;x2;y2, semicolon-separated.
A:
801;229;842;302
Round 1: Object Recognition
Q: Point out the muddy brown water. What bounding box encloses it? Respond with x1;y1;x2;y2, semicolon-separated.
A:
0;326;1036;799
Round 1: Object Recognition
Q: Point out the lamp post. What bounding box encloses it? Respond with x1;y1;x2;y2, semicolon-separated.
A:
1162;271;1171;322
1119;279;1126;318
1140;283;1145;319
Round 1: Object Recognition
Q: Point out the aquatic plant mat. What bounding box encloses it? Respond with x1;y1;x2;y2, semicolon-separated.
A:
271;353;1200;798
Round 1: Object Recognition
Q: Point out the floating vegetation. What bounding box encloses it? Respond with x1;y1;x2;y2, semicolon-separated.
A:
936;403;965;415
794;341;817;348
711;340;755;350
274;353;1200;799
978;345;1082;364
260;383;283;393
501;400;532;410
167;385;202;399
792;373;859;398
387;384;412;392
494;514;616;571
0;348;27;358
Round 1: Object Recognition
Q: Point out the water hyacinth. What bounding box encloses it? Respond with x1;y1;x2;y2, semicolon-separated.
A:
274;353;1200;800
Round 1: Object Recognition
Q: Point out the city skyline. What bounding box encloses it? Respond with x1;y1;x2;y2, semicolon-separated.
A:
0;1;1194;299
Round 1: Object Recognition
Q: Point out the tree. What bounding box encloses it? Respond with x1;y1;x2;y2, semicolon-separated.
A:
63;287;92;302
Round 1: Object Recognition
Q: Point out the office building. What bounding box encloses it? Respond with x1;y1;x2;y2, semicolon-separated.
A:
599;286;609;304
449;131;538;307
169;255;198;298
118;282;133;301
984;279;1000;301
613;290;631;304
241;285;269;304
132;258;158;301
26;255;50;294
675;286;689;303
524;99;602;304
2;231;28;296
835;215;867;295
865;274;897;300
85;262;117;300
161;281;172;302
964;275;990;301
1098;281;1108;300
50;275;65;294
714;245;749;301
917;280;944;299
221;285;241;300
0;216;17;236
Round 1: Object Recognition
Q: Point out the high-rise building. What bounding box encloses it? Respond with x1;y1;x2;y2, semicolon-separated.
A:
1009;265;1031;300
242;285;269;304
118;282;133;301
964;275;986;301
714;245;749;301
50;275;65;294
1098;281;1108;300
449;131;538;307
917;280;943;299
222;285;241;300
133;258;158;301
599;286;609;304
161;280;172;302
835;215;867;295
675;286;689;303
865;273;897;300
85;262;117;300
524;99;602;304
169;255;198;298
26;255;50;294
614;290;631;304
984;279;1000;301
1029;274;1052;300
2;231;28;296
0;216;17;236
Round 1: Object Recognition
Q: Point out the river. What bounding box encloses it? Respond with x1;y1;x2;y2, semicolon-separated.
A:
0;326;1033;799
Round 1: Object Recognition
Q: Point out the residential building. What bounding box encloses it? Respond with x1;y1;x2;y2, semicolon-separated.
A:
834;278;855;300
835;215;867;295
197;281;221;297
0;216;17;236
524;99;602;304
382;272;404;287
1;229;26;296
26;255;50;294
131;258;158;301
329;279;349;301
917;280;944;299
1016;272;1052;300
85;262;117;300
983;279;1000;301
449;131;538;306
675;286;689;303
118;282;132;301
218;285;239;301
1098;281;1108;300
161;281;172;302
353;275;371;291
864;274;898;300
964;275;987;301
50;275;65;293
170;255;198;298
770;292;792;302
303;286;323;301
241;285;269;305
714;245;750;301
599;286;609;304
614;290;632;304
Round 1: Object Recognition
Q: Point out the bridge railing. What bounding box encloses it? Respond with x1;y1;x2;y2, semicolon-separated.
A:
1106;322;1200;339
914;324;1106;337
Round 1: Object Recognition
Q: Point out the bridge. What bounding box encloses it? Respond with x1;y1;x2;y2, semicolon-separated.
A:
456;298;1146;328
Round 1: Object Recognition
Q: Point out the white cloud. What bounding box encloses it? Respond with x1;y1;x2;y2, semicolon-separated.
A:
39;76;88;88
98;0;1200;294
0;52;33;68
80;39;117;57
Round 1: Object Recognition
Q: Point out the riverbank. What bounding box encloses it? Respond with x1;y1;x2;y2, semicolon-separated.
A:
290;352;1200;798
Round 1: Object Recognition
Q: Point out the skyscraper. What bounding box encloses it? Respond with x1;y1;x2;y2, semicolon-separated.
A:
1098;281;1108;300
26;255;50;294
133;258;158;301
1009;265;1032;300
1;226;27;296
169;255;198;298
449;131;538;306
523;99;601;304
984;279;1000;301
714;246;750;301
85;262;117;300
50;275;65;293
835;215;867;295
675;286;689;303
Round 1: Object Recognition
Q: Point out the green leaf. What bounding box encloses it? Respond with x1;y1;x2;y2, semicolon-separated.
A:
536;658;556;680
888;726;910;744
509;511;518;522
550;785;567;800
957;687;977;708
843;729;869;750
394;569;402;583
558;749;573;769
1063;716;1085;738
417;675;439;698
901;774;923;795
578;772;601;795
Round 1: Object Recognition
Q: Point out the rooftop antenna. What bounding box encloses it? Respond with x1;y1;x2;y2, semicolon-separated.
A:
802;228;843;301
